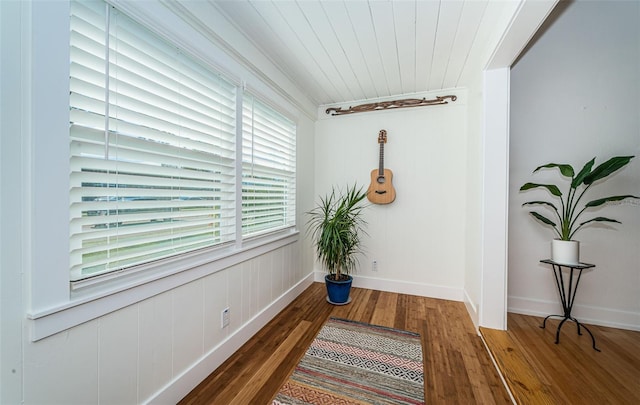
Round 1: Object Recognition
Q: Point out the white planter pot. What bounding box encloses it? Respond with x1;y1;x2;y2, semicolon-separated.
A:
551;239;580;265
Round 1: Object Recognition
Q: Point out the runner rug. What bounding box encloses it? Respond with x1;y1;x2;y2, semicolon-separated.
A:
272;317;425;405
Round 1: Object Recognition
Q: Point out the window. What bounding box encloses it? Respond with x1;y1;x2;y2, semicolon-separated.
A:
242;94;296;237
69;1;295;284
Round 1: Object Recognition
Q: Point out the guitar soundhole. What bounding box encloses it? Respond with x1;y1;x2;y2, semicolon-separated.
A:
376;176;385;184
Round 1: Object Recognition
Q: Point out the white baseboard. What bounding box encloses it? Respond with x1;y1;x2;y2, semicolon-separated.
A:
508;295;640;331
313;271;465;302
145;273;315;404
463;289;480;331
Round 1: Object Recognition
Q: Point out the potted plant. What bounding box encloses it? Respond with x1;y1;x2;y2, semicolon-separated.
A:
307;183;368;305
520;155;638;264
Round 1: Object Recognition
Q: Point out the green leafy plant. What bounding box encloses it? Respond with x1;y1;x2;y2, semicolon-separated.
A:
520;155;638;241
307;184;368;281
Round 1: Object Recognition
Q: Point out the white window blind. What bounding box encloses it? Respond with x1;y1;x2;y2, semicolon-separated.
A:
242;94;296;236
69;1;237;282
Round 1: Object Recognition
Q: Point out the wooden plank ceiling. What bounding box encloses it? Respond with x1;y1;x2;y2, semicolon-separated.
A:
208;0;508;106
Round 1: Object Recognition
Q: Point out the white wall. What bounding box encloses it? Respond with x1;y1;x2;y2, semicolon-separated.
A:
314;91;468;300
509;0;640;330
463;81;484;326
23;246;313;404
0;1;316;404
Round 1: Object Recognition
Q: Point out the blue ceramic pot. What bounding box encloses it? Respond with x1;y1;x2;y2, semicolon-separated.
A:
325;274;353;305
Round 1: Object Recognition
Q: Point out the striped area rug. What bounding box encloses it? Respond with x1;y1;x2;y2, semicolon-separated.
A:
272;317;424;405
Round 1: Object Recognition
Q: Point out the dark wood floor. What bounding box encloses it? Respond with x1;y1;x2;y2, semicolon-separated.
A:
180;282;512;404
481;312;640;405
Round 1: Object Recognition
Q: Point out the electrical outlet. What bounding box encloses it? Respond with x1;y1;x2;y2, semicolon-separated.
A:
221;307;230;328
372;260;378;272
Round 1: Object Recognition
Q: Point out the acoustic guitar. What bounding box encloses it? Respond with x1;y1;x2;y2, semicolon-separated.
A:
367;130;396;204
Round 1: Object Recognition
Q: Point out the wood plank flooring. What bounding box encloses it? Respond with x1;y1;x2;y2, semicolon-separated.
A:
179;283;512;404
481;312;640;405
180;282;640;404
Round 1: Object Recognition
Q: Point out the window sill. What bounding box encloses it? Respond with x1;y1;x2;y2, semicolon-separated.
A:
27;229;299;341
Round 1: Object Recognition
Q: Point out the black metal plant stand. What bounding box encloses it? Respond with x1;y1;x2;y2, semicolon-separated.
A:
539;259;600;352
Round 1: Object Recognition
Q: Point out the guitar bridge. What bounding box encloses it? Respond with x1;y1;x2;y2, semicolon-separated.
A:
375;190;387;194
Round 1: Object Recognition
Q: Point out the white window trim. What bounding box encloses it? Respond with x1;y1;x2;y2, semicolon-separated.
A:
25;1;301;341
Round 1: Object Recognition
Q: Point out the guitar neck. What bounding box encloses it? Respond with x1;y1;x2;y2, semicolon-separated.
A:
378;143;385;175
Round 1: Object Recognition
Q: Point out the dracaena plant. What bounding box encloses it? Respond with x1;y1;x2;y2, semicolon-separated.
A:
307;184;368;281
520;155;638;241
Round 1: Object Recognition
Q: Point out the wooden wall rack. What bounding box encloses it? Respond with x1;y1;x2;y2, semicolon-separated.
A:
325;95;457;116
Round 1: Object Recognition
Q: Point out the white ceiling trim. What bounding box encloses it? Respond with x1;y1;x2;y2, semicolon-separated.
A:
487;0;560;69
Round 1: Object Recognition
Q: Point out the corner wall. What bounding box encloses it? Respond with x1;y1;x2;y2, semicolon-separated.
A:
314;91;468;301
